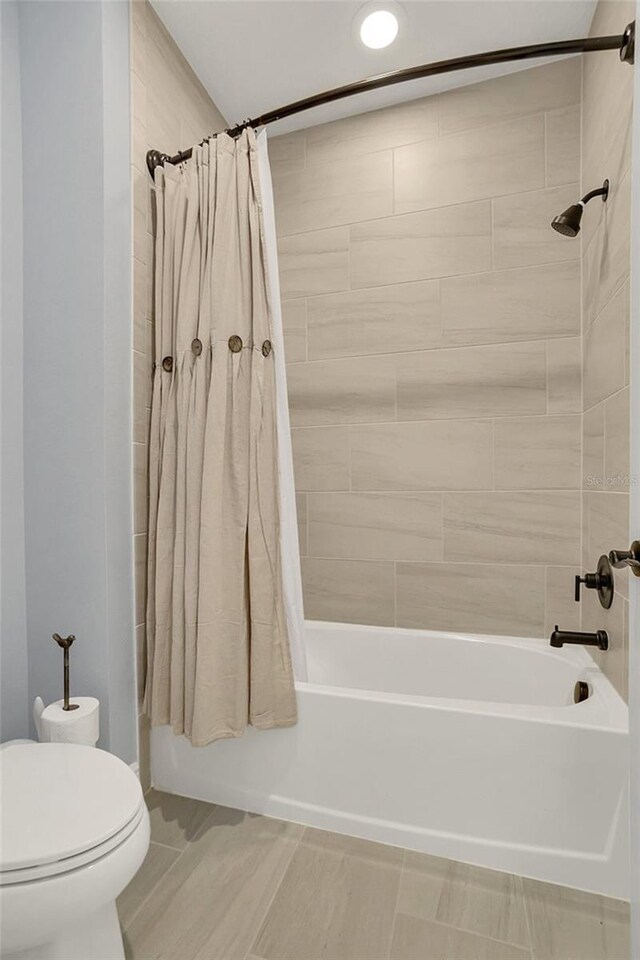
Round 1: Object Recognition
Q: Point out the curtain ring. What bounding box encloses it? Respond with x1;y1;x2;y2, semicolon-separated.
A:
162;356;173;372
191;338;203;356
261;339;272;357
228;335;243;353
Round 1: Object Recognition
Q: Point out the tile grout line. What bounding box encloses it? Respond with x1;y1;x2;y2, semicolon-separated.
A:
385;847;406;959
521;878;537;960
122;800;227;931
243;827;305;960
120;833;191;932
286;332;581;365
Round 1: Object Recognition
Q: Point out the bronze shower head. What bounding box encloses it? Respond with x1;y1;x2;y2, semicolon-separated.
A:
551;179;609;237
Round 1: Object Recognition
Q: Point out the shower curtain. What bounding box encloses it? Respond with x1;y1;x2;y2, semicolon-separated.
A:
144;128;305;748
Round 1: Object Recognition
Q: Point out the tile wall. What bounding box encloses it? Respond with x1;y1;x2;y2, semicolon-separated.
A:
271;58;587;644
130;0;226;786
579;0;634;698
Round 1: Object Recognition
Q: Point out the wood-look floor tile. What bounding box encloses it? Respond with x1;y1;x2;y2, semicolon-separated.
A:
398;853;529;946
117;840;179;929
390;914;531;960
438;863;528;947
251;827;402;959
127;809;302;960
146;788;216;849
523;878;630;960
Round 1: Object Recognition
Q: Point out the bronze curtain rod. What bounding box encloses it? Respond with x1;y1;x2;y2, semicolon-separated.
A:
146;20;635;179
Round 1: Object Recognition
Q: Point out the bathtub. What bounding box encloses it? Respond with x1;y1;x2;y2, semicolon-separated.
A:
151;621;630;899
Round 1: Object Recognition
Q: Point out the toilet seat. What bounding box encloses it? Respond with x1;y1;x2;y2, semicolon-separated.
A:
0;742;144;886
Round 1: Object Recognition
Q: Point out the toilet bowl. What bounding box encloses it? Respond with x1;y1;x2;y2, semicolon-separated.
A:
0;742;150;960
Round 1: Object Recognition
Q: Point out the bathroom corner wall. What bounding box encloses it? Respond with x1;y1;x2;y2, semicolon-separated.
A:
17;0;136;757
271;59;584;641
1;0;28;741
579;0;634;698
130;0;226;788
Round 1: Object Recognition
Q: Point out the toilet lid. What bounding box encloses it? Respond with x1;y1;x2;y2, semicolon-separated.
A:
0;743;144;873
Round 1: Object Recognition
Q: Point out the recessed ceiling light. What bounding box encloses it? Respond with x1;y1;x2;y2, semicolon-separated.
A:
354;2;404;51
360;9;399;49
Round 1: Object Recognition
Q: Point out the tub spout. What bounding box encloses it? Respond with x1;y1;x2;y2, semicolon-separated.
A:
550;626;608;650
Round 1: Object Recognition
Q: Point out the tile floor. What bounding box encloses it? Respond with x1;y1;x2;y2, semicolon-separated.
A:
119;790;631;960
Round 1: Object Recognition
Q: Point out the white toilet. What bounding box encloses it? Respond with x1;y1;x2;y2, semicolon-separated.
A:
0;742;150;960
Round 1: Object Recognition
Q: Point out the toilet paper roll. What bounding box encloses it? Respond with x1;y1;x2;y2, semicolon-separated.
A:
39;697;99;747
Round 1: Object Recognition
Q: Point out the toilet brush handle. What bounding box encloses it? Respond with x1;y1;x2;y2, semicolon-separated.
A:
52;634;79;711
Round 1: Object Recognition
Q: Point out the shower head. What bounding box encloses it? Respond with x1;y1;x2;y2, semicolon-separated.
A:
551;204;584;237
551;179;609;237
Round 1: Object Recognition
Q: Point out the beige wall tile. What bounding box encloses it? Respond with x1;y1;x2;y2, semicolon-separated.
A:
291;425;350;491
281;300;307;363
584;284;627;409
580;2;632;701
581;585;628;699
134;533;147;626
441;262;580;345
306;280;441;361
350;420;493;491
584;491;630;597
492;186;580;269
545;566;581;636
546;337;581;414
308;492;442;562
287;356;395;427
301;557;395;626
133;442;148;535
350;201;491;288
604;387;630;483
494;415;581;490
305;96;439;166
396;562;545;636
443;492;580;564
583;403;605;489
138;713;151;792
130;1;147;83
582;174;631;328
296;493;308;557
135;623;147;711
279;227;349;299
546;105;581;187
273;151;393;235
438;59;580;136
394;115;545;214
396;342;546;420
268;131;306;175
133;349;151;444
133;256;149;353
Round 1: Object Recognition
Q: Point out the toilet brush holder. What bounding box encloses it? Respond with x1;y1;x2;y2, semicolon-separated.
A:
52;633;79;711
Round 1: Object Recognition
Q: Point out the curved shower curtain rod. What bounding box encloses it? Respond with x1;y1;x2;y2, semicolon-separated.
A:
146;20;635;179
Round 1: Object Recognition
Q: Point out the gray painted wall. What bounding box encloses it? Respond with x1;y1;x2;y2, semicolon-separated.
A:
0;0;29;742
6;0;137;761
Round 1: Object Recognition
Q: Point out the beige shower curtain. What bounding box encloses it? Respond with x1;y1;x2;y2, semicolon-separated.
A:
144;129;297;747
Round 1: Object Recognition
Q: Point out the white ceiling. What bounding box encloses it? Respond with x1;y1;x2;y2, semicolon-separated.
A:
151;0;599;135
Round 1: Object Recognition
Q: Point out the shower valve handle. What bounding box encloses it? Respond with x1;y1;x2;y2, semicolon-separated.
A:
574;555;613;609
609;541;640;576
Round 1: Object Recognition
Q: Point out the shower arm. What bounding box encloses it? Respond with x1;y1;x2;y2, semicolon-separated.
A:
146;21;635;178
580;183;610;205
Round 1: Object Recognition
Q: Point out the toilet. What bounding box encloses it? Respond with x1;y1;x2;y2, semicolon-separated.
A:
0;742;150;960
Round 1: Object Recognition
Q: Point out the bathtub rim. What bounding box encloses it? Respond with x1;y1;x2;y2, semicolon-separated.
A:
300;619;628;732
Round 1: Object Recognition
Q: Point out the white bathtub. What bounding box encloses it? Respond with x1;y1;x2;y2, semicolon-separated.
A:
151;621;630;898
